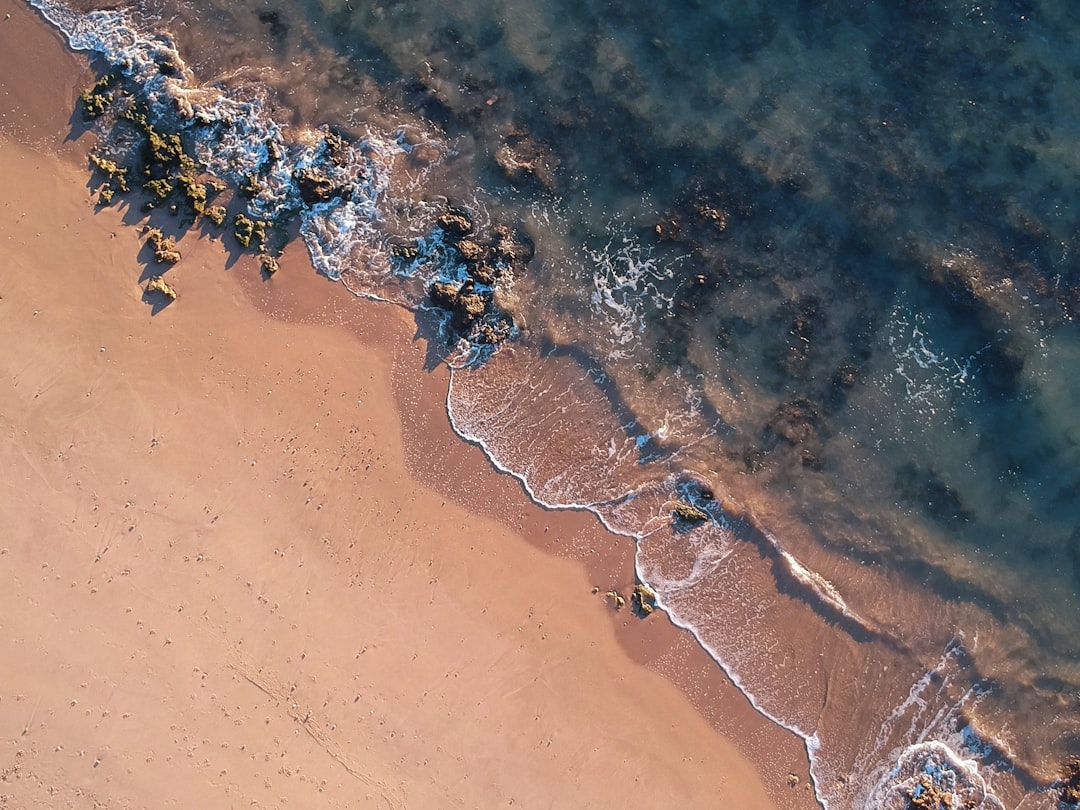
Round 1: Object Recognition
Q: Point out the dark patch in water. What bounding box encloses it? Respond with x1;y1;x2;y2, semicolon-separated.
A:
895;463;972;529
257;10;287;39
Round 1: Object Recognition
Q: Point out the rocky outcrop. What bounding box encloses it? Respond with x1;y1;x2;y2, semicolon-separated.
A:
425;205;533;347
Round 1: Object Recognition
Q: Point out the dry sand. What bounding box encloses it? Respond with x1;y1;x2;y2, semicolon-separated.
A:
0;2;820;807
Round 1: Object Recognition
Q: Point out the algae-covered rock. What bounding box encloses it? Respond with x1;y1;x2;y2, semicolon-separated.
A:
146;275;177;300
79;74;118;120
233;213;255;248
177;174;208;214
89;153;129;193
144;177;174;199
259;253;280;276
144;227;181;265
673;502;710;523
204;205;227;227
146;127;185;165
631;583;658;616
240;173;262;199
604;590;626;610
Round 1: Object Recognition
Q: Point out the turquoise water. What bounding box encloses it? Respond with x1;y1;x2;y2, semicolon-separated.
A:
32;0;1080;805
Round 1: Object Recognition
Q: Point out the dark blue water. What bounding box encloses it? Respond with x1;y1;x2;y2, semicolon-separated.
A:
32;0;1080;805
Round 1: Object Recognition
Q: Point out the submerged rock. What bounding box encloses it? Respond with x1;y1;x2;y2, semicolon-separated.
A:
494;129;558;190
765;398;820;446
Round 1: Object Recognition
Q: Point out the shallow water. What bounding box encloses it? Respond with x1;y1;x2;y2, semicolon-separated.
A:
31;0;1080;806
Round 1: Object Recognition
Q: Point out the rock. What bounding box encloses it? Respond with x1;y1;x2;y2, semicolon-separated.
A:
146;275;177;300
766;398;820;445
604;590;626;610
144;227;181;265
457;292;488;322
204;206;227;227
295;167;342;204
436;209;473;237
475;317;512;345
429;281;461;310
232;214;264;250
321;130;348;166
259;253;279;276
494;130;558;189
456;238;484;262
1061;757;1080;805
672;502;710;523
631;583;657;616
79;74;118;120
906;773;955;809
470;263;498;286
655;216;681;241
390;240;420;260
89;153;129;193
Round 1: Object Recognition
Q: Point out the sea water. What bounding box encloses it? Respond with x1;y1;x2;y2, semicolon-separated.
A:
29;0;1080;806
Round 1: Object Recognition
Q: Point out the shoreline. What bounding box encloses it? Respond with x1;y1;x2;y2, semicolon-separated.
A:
0;1;818;807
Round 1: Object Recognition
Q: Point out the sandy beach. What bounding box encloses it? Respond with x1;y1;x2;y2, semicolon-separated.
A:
0;1;818;807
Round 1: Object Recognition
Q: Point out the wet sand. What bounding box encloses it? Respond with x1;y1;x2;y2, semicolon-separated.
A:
0;1;818;807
